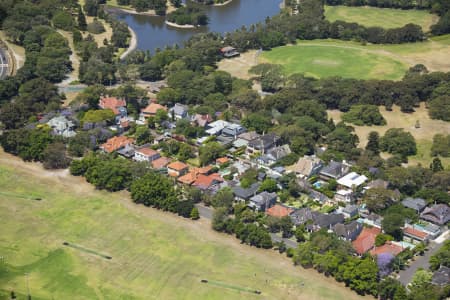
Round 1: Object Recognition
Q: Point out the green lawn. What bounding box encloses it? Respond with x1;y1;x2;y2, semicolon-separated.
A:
261;40;407;80
0;154;364;300
324;5;437;30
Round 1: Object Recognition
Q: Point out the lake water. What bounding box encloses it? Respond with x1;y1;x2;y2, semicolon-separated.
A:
113;0;281;53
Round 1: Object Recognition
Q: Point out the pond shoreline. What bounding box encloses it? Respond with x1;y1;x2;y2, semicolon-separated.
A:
120;26;137;60
165;20;198;29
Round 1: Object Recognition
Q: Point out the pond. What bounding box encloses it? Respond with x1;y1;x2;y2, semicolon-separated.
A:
113;0;281;53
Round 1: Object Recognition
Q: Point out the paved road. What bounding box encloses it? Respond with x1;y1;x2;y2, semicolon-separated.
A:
0;48;9;79
195;203;299;249
195;203;214;220
398;231;449;286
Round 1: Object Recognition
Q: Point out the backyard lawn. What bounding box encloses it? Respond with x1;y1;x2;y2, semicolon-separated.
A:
0;150;365;300
324;5;438;30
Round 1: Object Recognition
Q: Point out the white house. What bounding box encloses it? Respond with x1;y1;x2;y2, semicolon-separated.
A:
134;147;161;162
334;189;353;203
337;172;368;189
205;120;231;136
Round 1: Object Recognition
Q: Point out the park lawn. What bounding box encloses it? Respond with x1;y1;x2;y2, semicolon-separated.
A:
324;5;438;30
260;41;408;80
0;150;364;300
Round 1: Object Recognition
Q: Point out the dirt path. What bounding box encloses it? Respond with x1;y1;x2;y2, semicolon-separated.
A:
57;30;80;85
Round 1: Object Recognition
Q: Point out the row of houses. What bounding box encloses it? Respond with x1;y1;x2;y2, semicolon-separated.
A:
87;96;450;261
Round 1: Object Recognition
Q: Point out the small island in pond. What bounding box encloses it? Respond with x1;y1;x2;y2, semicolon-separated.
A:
166;4;209;27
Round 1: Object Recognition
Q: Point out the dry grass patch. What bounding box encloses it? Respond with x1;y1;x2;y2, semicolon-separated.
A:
217;50;259;79
328;103;450;167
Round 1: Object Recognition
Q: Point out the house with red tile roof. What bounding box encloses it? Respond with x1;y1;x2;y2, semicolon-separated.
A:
370;242;404;257
192;173;223;190
134;147;161;162
151;157;171;170
141;103;168;118
266;204;294;218
167;161;189;177
177;166;215;185
98;96;127;116
403;226;429;242
216;157;229;166
100;136;134;153
352;227;381;255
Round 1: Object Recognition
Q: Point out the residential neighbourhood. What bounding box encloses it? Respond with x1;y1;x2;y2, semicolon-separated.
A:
2;0;450;299
19;93;450;293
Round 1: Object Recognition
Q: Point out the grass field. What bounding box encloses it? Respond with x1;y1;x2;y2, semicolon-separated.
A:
327;103;450;168
0;150;365;300
260;42;407;80
258;37;450;80
324;5;438;30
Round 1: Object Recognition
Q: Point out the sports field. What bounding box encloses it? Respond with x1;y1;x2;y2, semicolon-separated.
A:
324;5;438;30
260;41;407;80
0;150;365;300
259;37;450;80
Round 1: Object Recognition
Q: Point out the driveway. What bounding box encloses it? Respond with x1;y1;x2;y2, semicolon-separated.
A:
195;203;299;249
398;230;449;286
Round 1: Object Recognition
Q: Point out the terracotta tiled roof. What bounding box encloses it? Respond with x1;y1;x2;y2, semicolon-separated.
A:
216;157;229;165
99;96;126;115
192;173;223;190
177;166;215;185
142;103;167;115
151;157;170;169
136;147;158;157
167;161;188;171
178;171;199;185
101;136;134;153
352;227;381;255
403;227;429;240
266;204;294;218
370;242;404;257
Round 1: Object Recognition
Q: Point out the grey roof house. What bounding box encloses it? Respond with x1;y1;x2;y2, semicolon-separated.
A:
319;160;350;181
233;182;261;201
170;103;189;120
432;266;450;286
47;115;76;138
290;208;314;226
333;221;363;241
341;204;359;219
222;123;246;137
257;144;291;166
290;208;344;231
402;198;427;213
420;204;450;225
248;191;277;212
311;212;345;231
247;133;280;154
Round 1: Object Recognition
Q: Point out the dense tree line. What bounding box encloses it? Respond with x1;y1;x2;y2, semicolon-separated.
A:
116;0;167;15
166;4;208;26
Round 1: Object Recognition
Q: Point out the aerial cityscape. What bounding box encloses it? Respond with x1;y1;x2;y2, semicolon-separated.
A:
0;0;449;299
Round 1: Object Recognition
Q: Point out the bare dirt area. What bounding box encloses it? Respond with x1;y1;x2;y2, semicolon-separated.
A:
217;50;259;79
